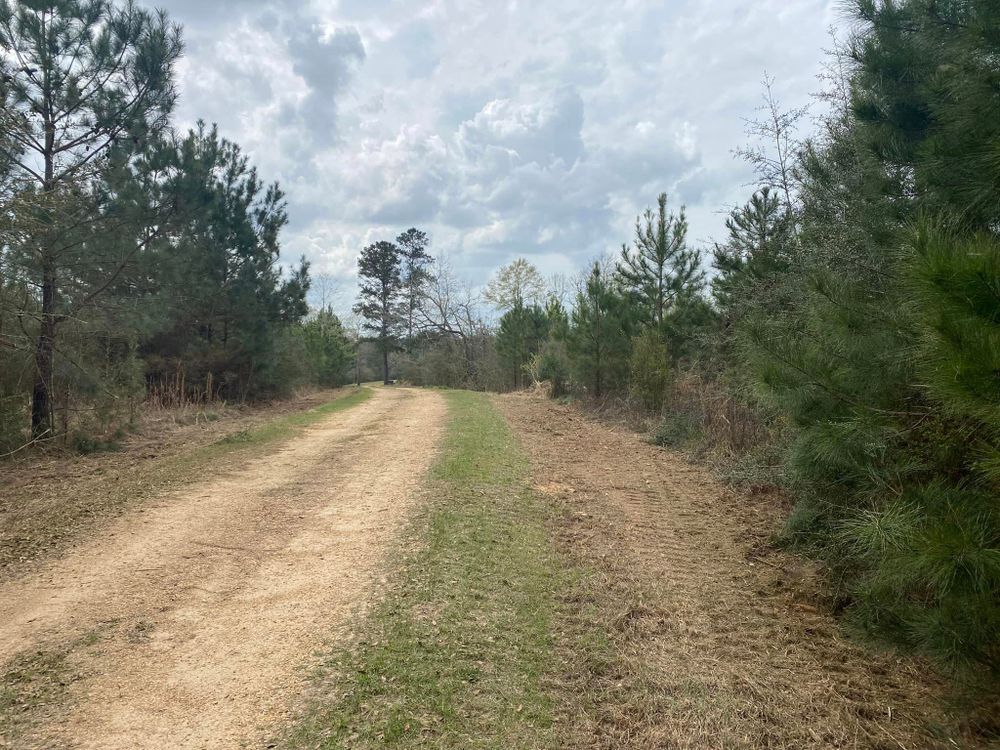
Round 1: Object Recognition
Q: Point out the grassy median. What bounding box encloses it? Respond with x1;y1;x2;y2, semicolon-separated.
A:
282;390;567;749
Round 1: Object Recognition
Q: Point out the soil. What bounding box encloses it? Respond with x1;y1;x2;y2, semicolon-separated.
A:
0;389;347;581
497;392;972;750
0;387;447;750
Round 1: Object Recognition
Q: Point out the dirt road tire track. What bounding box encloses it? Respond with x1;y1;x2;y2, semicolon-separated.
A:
0;386;447;750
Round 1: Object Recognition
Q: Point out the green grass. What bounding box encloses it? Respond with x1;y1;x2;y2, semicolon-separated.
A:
212;387;372;448
281;390;566;749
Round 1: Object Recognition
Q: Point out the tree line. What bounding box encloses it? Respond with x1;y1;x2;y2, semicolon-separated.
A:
0;0;355;453
361;0;999;689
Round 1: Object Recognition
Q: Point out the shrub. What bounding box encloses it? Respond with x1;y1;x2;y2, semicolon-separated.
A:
653;410;700;448
628;328;671;412
531;340;571;398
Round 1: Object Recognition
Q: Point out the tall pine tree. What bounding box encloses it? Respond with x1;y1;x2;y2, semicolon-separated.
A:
354;240;402;385
396;228;433;344
0;0;182;437
617;193;703;330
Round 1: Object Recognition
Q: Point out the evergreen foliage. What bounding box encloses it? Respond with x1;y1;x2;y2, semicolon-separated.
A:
531;339;571;398
711;188;793;318
397;228;433;344
628;327;671;413
354;240;403;385
0;0;336;450
567;263;633;398
0;0;183;437
495;304;549;390
735;0;1000;677
617;193;703;329
300;308;354;388
142;124;310;400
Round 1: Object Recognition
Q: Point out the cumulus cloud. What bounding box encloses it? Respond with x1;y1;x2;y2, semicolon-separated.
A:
157;0;843;293
457;89;585;167
283;25;366;147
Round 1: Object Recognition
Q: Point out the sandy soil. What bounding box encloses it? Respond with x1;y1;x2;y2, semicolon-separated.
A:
0;386;447;750
498;392;965;750
1;388;347;581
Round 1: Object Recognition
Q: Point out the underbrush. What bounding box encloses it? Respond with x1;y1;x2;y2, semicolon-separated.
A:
559;371;788;494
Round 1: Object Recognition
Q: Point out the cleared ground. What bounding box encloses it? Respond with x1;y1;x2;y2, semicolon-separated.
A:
0;387;447;750
498;392;968;750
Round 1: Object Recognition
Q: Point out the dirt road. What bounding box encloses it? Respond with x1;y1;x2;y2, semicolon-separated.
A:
0;387;447;750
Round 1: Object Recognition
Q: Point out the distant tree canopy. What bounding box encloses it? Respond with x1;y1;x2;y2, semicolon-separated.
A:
484;258;546;311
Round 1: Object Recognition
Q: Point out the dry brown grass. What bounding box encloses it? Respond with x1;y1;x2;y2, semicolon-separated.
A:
499;392;985;750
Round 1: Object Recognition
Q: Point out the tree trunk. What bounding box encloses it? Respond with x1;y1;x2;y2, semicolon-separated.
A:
31;262;57;439
594;347;603;399
33;40;57;441
383;346;390;386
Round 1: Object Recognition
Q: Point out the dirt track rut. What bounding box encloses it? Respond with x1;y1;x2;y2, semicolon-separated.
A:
0;386;446;750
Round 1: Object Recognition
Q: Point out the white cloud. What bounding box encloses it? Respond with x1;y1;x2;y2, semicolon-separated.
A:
157;0;844;304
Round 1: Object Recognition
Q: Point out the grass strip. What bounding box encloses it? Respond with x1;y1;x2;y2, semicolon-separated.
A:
211;386;372;448
281;390;565;749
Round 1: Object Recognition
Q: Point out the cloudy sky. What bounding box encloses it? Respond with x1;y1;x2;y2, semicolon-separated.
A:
158;0;844;301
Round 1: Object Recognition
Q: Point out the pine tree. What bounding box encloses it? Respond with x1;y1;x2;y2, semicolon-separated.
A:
628;327;671;412
567;263;632;398
495;304;548;390
742;0;1000;675
0;0;182;437
617;193;703;330
141;124;307;400
354;240;403;385
712;187;793;317
301;308;353;387
396;228;433;343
